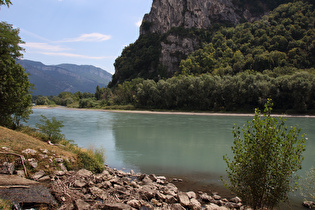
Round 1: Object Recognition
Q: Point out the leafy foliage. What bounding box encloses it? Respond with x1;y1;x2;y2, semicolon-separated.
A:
36;115;64;143
180;1;314;75
110;34;163;87
0;0;11;7
223;99;305;209
0;22;32;128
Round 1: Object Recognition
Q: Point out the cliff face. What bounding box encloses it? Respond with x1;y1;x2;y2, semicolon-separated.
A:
140;0;257;35
111;0;291;86
139;0;265;75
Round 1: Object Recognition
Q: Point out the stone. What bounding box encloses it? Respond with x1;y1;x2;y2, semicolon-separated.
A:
0;162;14;174
127;199;141;209
74;180;87;188
16;170;25;178
55;158;63;163
230;196;242;203
165;194;177;203
170;203;185;210
178;192;190;207
187;191;196;199
149;174;158;181
190;198;201;209
199;193;213;202
54;170;65;176
40;149;49;154
1;147;9;151
59;163;67;171
22;148;37;155
76;169;92;177
27;158;38;168
32;170;45;180
75;199;90;210
38;154;48;159
89;186;107;200
213;194;221;200
38;175;51;181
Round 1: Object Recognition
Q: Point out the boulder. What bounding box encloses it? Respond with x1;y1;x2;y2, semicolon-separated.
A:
32;170;45;180
89;186;107;200
76;169;92;177
190;198;202;209
74;180;87;188
187;191;196;199
0;162;14;174
178;192;190;207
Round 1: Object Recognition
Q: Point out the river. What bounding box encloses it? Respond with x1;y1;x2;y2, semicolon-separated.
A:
25;107;315;209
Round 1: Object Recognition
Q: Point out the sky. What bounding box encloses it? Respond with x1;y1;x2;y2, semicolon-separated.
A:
0;0;153;74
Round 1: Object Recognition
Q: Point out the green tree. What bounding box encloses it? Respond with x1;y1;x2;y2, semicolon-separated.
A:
0;0;11;7
223;99;306;209
36;115;64;143
0;21;32;128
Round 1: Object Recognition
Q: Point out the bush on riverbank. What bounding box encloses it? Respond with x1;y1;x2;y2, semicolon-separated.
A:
223;99;306;209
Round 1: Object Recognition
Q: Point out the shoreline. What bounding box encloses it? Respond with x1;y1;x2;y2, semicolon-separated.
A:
32;105;315;118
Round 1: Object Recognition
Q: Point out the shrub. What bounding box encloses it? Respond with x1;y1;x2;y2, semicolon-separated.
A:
35;115;64;143
223;99;306;209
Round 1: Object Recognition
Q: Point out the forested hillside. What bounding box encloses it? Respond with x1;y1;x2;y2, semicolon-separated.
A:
104;1;315;113
53;1;315;114
179;1;314;75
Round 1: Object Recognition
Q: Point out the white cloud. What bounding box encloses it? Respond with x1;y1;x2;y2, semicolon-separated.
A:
41;52;115;60
21;42;71;51
60;33;112;42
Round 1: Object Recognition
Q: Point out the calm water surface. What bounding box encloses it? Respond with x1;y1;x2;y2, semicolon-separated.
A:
25;107;315;209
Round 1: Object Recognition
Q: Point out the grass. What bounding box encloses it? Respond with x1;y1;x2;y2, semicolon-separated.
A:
0;126;105;176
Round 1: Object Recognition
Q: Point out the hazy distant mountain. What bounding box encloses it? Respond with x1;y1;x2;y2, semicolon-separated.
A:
18;59;112;96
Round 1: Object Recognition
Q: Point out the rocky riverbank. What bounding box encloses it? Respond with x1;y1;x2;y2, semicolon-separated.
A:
0;146;245;209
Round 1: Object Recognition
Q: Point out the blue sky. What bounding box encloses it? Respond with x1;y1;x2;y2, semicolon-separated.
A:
0;0;152;74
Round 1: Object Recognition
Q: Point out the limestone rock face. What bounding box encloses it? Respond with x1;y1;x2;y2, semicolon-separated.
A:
138;0;266;74
140;0;255;35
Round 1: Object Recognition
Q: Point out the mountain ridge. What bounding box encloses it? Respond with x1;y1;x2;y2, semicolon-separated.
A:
18;59;112;96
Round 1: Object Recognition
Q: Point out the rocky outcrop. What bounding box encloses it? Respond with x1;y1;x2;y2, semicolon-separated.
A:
140;0;263;35
112;0;287;85
139;0;271;74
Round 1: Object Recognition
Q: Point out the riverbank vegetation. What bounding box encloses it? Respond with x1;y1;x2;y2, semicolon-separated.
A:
223;99;306;209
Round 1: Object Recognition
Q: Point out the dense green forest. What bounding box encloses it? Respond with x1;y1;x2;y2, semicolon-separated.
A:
38;1;315;114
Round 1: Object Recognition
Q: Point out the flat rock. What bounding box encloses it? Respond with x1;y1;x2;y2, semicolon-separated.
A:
76;169;92;177
0;175;38;186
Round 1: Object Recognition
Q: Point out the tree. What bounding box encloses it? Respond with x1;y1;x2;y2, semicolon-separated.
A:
223;99;306;209
0;0;11;7
0;21;32;128
36;115;64;143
